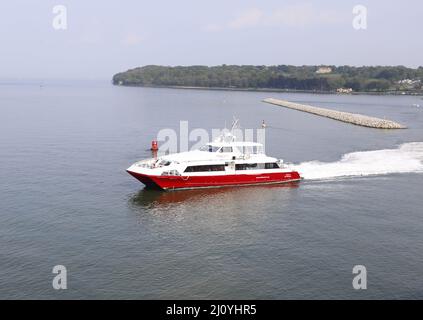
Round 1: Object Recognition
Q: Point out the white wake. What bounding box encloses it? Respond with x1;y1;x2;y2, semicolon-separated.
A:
291;142;423;180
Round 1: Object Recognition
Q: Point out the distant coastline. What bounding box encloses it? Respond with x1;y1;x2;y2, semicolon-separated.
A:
112;65;423;96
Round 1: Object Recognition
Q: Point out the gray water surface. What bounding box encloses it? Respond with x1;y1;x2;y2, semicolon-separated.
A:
1;81;423;299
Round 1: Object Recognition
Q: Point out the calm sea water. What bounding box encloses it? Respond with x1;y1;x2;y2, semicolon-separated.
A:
1;80;423;299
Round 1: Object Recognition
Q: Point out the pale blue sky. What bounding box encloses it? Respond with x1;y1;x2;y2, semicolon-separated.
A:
0;0;421;80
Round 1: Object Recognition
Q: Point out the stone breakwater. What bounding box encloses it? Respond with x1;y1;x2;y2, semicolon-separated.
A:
263;98;407;129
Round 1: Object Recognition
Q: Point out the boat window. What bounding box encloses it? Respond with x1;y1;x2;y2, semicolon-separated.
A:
235;163;258;170
184;164;225;172
199;145;220;152
158;160;171;166
265;162;280;169
220;147;233;153
161;170;181;176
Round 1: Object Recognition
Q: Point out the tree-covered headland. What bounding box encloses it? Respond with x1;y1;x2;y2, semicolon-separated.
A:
113;65;423;94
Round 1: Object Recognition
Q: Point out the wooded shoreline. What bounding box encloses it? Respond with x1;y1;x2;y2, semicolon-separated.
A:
113;65;423;95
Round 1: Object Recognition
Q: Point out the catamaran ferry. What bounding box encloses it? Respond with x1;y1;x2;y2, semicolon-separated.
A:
127;125;301;190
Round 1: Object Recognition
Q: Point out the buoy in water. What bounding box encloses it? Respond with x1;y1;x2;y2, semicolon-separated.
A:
151;140;158;151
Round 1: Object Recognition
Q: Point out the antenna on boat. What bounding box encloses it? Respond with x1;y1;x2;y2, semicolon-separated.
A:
230;117;239;133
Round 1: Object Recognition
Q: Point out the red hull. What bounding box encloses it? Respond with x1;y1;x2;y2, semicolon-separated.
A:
127;170;301;190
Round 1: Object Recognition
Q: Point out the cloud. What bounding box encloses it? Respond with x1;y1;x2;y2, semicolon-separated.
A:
266;3;315;27
266;3;346;27
228;8;263;29
122;33;143;46
204;3;347;31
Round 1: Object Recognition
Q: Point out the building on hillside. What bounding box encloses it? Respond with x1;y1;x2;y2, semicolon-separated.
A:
336;87;353;94
316;67;332;74
397;79;420;85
